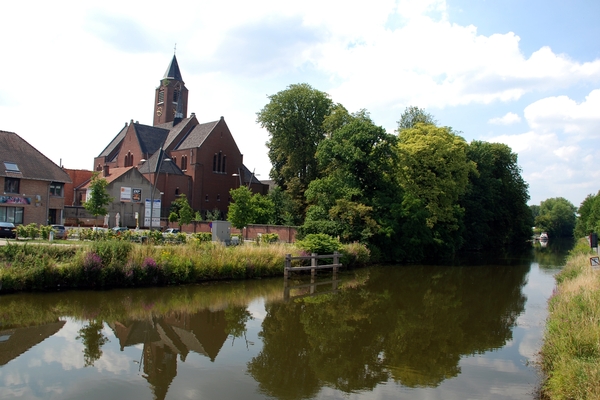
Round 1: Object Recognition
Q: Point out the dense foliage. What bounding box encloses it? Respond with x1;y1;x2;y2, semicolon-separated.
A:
254;88;535;262
574;190;600;238
534;197;577;238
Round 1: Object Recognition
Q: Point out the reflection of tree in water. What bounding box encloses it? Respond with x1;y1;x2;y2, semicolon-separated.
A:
225;305;253;344
533;237;574;268
249;264;529;396
76;319;109;367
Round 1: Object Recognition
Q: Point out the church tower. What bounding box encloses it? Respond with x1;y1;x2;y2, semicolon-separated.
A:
153;55;189;126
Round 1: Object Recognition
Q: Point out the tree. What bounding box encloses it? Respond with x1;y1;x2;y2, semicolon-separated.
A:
460;141;532;250
257;83;334;218
535;197;577;238
76;319;109;367
170;194;194;228
302;111;403;251
574;191;600;238
397;106;437;133
228;187;275;229
83;172;112;220
267;187;296;226
228;187;254;229
396;124;474;254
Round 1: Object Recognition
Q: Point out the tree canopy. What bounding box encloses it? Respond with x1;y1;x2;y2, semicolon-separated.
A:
534;197;577;238
397;106;437;133
574;191;600;238
257;83;333;220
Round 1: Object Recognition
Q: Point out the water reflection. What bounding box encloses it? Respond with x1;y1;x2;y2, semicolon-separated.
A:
249;265;529;398
0;258;549;400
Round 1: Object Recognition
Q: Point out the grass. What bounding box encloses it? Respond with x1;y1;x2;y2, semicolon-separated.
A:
0;240;370;293
539;238;600;399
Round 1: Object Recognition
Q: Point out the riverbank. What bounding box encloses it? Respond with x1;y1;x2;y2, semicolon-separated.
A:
539;238;600;399
0;239;370;293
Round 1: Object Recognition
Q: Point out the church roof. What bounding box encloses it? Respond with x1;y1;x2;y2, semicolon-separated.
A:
133;123;170;155
0;131;72;183
163;55;183;81
138;148;185;176
175;120;220;149
97;124;128;158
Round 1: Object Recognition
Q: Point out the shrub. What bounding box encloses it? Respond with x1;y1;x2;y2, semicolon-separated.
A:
261;233;279;244
192;232;212;243
295;233;343;255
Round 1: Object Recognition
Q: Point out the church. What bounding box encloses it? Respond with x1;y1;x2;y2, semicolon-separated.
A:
93;55;267;225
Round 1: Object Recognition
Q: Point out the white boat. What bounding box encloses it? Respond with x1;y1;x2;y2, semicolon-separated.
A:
539;232;548;241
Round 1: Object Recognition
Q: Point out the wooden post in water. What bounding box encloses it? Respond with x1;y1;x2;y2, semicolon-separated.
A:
310;253;317;293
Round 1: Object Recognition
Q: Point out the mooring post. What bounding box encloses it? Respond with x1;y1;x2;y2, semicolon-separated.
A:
311;253;317;280
284;254;290;285
333;251;339;277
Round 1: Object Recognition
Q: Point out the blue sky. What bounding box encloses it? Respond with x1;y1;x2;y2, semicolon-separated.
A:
1;0;599;207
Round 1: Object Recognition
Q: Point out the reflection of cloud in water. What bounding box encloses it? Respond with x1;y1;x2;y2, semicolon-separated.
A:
43;342;84;370
518;328;543;361
53;318;81;341
94;349;132;374
247;299;266;322
460;356;521;374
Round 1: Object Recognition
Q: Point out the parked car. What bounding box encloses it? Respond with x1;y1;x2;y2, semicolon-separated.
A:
51;224;68;240
112;227;129;234
163;228;180;235
0;222;17;239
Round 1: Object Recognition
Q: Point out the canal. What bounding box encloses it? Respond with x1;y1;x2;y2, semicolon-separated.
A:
0;241;570;400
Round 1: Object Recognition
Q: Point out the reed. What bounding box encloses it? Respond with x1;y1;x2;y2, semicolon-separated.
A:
540;239;600;399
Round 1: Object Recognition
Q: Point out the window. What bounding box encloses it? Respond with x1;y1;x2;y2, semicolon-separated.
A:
158;90;164;103
173;88;180;103
4;178;19;193
205;195;209;202
222;156;226;173
124;151;133;167
217;194;221;202
50;182;64;197
217;152;222;172
213;154;217;172
0;206;23;224
3;162;20;173
181;156;187;171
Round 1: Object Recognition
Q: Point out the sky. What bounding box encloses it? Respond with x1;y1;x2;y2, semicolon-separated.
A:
1;0;599;207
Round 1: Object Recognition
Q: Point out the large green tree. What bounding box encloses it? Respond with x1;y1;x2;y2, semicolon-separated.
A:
574;191;600;238
396;123;474;255
83;172;112;220
257;83;333;220
302;111;403;255
460;141;532;250
535;197;577;238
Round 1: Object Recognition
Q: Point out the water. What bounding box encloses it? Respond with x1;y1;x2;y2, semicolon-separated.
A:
0;242;570;400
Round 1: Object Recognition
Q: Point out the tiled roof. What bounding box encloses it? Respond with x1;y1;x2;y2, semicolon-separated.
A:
134;123;170;155
97;124;127;158
138;148;185;176
175;120;220;149
80;167;150;189
0;131;72;183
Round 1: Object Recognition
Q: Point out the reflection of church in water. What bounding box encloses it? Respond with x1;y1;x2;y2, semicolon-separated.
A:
108;308;229;400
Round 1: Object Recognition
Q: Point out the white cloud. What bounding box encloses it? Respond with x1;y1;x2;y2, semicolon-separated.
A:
489;112;521;125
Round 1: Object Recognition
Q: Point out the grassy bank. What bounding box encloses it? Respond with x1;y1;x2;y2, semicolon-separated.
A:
540;238;600;399
0;240;370;293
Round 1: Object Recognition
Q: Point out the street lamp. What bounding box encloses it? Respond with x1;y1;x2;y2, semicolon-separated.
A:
141;148;171;230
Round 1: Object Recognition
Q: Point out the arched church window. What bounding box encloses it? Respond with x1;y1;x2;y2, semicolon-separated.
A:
158;90;164;104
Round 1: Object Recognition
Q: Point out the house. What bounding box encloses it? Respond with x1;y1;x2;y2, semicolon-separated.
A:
0;131;72;225
93;55;267;227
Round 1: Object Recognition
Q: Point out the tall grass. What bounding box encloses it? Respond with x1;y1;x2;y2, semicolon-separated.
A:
540;238;600;399
0;240;370;293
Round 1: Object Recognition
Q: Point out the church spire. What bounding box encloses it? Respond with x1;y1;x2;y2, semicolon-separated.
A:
153;55;188;126
163;54;183;82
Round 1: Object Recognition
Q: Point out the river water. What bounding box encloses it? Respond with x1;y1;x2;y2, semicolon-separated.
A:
0;241;569;400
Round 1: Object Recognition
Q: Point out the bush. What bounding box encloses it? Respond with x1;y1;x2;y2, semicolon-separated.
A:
191;232;212;243
295;233;343;255
261;233;279;244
